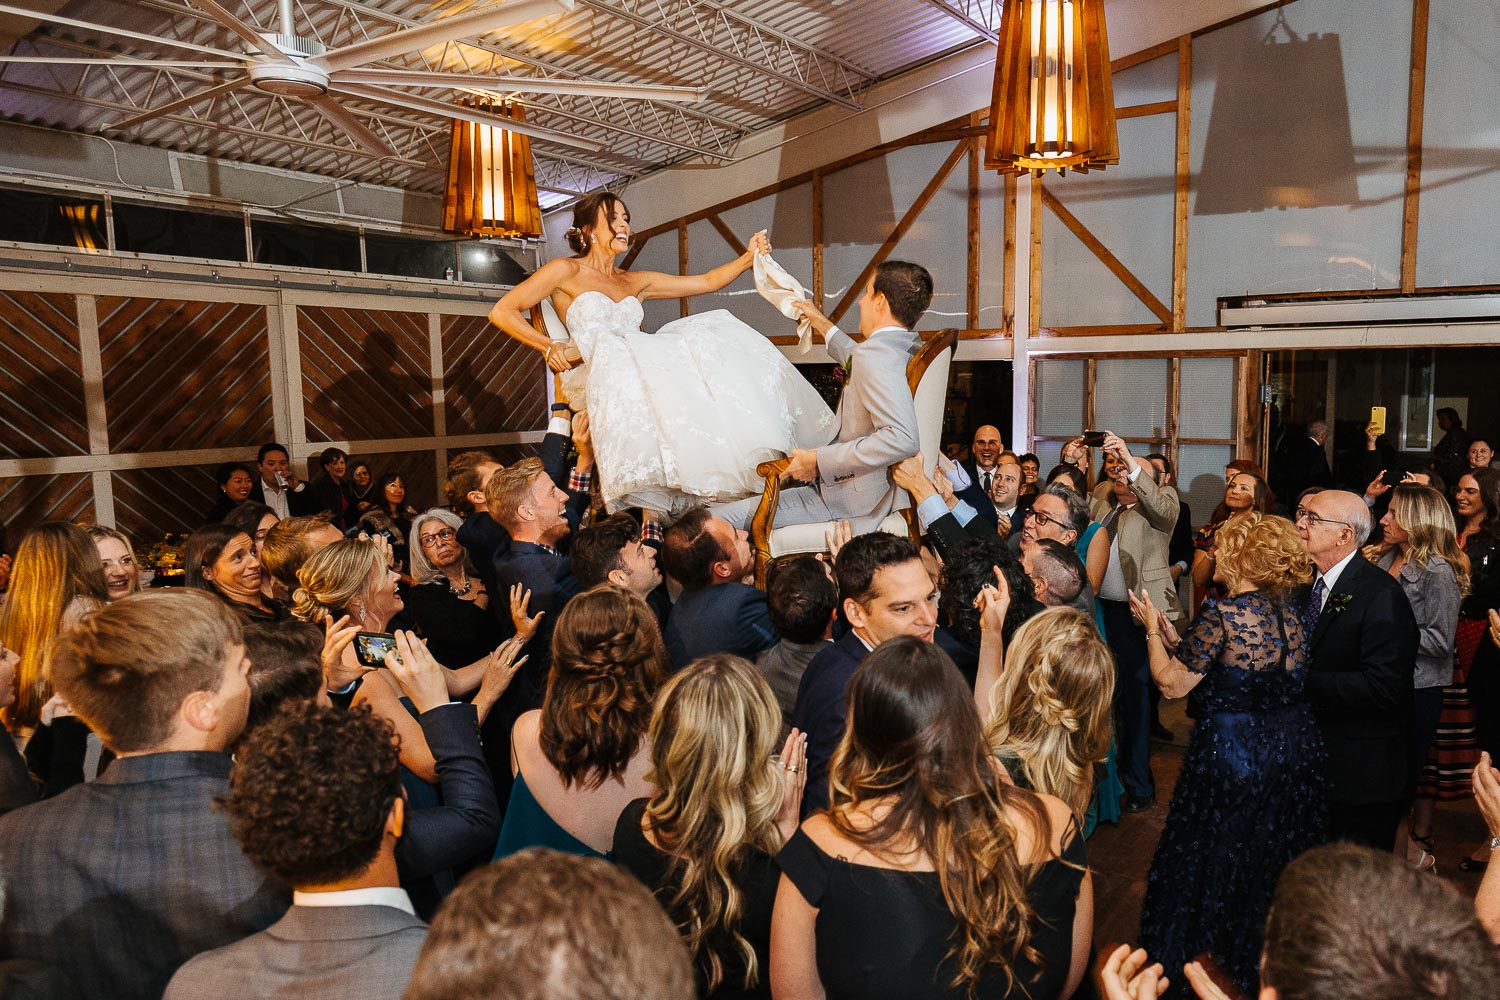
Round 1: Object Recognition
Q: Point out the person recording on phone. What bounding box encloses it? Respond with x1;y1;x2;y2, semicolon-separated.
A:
250;442;321;520
1089;431;1182;813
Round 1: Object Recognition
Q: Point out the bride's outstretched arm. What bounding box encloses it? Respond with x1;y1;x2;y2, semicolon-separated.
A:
488;258;579;372
633;230;771;301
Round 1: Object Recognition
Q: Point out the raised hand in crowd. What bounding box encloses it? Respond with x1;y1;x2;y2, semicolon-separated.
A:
891;453;937;503
386;630;450;714
1364;468;1393;502
39;691;72;725
509;583;544;644
572;411;594;473
472;635;526;726
1102;432;1137;479
1061;435;1089;469
773;727;809;842
973;565;1011;713
823;519;852;561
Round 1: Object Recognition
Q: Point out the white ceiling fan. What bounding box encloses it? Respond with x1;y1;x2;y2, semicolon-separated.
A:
0;0;709;159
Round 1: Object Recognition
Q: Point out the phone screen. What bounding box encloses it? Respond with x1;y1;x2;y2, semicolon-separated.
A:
1081;430;1106;447
353;632;398;668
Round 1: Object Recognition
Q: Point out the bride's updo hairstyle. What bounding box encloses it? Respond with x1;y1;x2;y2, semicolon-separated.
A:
542;584;668;789
565;191;628;256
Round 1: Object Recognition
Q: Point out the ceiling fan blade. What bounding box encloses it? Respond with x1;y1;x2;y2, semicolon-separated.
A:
0;3;246;59
312;0;574;75
331;82;604;153
184;0;298;64
108;77;251;131
0;57;246;67
302;93;399;158
332;67;708;103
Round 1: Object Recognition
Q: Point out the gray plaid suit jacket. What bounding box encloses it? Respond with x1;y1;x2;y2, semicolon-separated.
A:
163;904;426;1000
0;751;290;1000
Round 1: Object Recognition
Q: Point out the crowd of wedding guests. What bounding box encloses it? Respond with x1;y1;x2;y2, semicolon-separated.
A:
1;410;1500;1000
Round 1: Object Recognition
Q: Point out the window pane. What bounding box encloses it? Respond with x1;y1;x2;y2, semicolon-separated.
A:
1179;356;1238;440
113;201;245;261
1034;358;1086;439
1177;444;1236;526
366;233;455;280
252;219;360;271
1094;358;1169;438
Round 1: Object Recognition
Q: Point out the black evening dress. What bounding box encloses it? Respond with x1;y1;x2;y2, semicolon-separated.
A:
776;817;1086;1000
1138;591;1328;996
403;581;501;669
611;798;779;1000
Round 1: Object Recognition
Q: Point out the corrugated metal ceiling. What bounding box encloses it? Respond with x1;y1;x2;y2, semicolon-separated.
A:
0;0;1000;208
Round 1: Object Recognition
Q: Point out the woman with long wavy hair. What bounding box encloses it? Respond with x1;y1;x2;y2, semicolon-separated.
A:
613;654;807;999
1361;484;1469;872
979;606;1116;834
772;637;1091;1000
0;521;108;736
494;584;669;860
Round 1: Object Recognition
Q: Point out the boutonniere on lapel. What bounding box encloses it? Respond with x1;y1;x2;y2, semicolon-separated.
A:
833;355;853;386
1324;593;1352;616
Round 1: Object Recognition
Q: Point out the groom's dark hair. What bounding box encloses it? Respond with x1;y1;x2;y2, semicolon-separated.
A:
873;260;933;329
659;509;724;592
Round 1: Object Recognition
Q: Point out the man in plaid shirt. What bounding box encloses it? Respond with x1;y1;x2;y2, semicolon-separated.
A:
0;590;289;999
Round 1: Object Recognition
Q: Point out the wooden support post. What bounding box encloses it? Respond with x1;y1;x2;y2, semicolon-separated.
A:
1173;35;1192;331
1401;0;1430;294
706;213;746;255
967;137;982;329
1029;179;1043;337
1003;174;1017;336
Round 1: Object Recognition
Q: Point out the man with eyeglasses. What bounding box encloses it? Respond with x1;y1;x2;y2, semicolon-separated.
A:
1089;432;1182;813
1296;489;1418;852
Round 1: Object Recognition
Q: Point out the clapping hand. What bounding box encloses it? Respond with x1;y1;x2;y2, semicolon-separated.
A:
1127;587;1160;635
773;727;809;842
1488;609;1500;649
386;630;449;715
509;583;545;644
1475;752;1500;840
1181;960;1240;1000
1101;945;1169;1000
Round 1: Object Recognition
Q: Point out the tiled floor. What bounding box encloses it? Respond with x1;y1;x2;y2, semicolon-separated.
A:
1086;699;1491;956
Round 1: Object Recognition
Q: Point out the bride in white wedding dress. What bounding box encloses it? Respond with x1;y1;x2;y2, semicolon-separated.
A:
488;192;836;518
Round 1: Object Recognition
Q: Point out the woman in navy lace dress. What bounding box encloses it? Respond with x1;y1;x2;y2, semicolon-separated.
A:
1128;513;1328;996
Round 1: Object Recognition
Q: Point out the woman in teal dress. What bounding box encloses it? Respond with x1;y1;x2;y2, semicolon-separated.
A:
493;585;669;859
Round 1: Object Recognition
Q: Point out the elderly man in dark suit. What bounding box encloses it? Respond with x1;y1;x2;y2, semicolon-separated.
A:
792;532;938;817
660;508;777;669
165;702;427;999
1089;432;1182;812
0;590;289;1000
1296;489;1419;851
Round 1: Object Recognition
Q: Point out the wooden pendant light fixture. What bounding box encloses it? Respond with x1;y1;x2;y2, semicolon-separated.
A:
442;98;543;239
985;0;1119;176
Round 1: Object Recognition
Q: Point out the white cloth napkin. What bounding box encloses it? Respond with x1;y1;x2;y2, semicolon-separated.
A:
753;250;814;354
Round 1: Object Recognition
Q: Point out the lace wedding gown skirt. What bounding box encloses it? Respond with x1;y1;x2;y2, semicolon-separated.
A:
560;291;837;517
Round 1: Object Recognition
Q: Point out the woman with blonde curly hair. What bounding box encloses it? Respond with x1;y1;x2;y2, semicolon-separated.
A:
1360;484;1469;872
613;655;807;998
1128;513;1327;995
773;638;1091;1000
978;606;1115;834
494;584;669;860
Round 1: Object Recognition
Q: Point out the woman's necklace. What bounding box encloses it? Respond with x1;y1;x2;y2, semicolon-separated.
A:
578;258;619;278
448;571;472;597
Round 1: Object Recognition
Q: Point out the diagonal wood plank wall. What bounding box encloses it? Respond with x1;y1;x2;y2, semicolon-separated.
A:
0;263;547;547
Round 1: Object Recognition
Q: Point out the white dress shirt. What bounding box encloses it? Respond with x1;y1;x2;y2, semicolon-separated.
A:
1313;548;1359;612
292;886;415;915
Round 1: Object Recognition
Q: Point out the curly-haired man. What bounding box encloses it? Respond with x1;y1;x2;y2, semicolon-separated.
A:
165;702;426;1000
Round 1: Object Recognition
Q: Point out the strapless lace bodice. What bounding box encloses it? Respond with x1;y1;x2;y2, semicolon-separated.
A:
547;292;836;516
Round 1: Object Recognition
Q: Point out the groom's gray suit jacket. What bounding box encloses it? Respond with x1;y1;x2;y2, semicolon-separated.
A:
723;324;920;532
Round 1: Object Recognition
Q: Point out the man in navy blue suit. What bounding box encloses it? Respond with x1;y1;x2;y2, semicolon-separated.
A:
792;532;938;816
660;508;776;669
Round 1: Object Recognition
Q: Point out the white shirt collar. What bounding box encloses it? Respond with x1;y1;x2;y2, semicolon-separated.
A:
868;324;908;338
1316;548;1359;598
293;886;415;916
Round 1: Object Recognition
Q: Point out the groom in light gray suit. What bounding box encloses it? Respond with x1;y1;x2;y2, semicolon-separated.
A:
721;260;929;534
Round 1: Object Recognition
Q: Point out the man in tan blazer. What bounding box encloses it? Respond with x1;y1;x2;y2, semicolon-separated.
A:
1089;431;1182;812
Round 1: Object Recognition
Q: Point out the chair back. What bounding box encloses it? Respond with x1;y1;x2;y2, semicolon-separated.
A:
906;330;957;479
535;297;570;342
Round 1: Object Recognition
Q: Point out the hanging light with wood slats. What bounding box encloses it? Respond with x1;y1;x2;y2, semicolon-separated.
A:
442;98;543;239
985;0;1119;176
